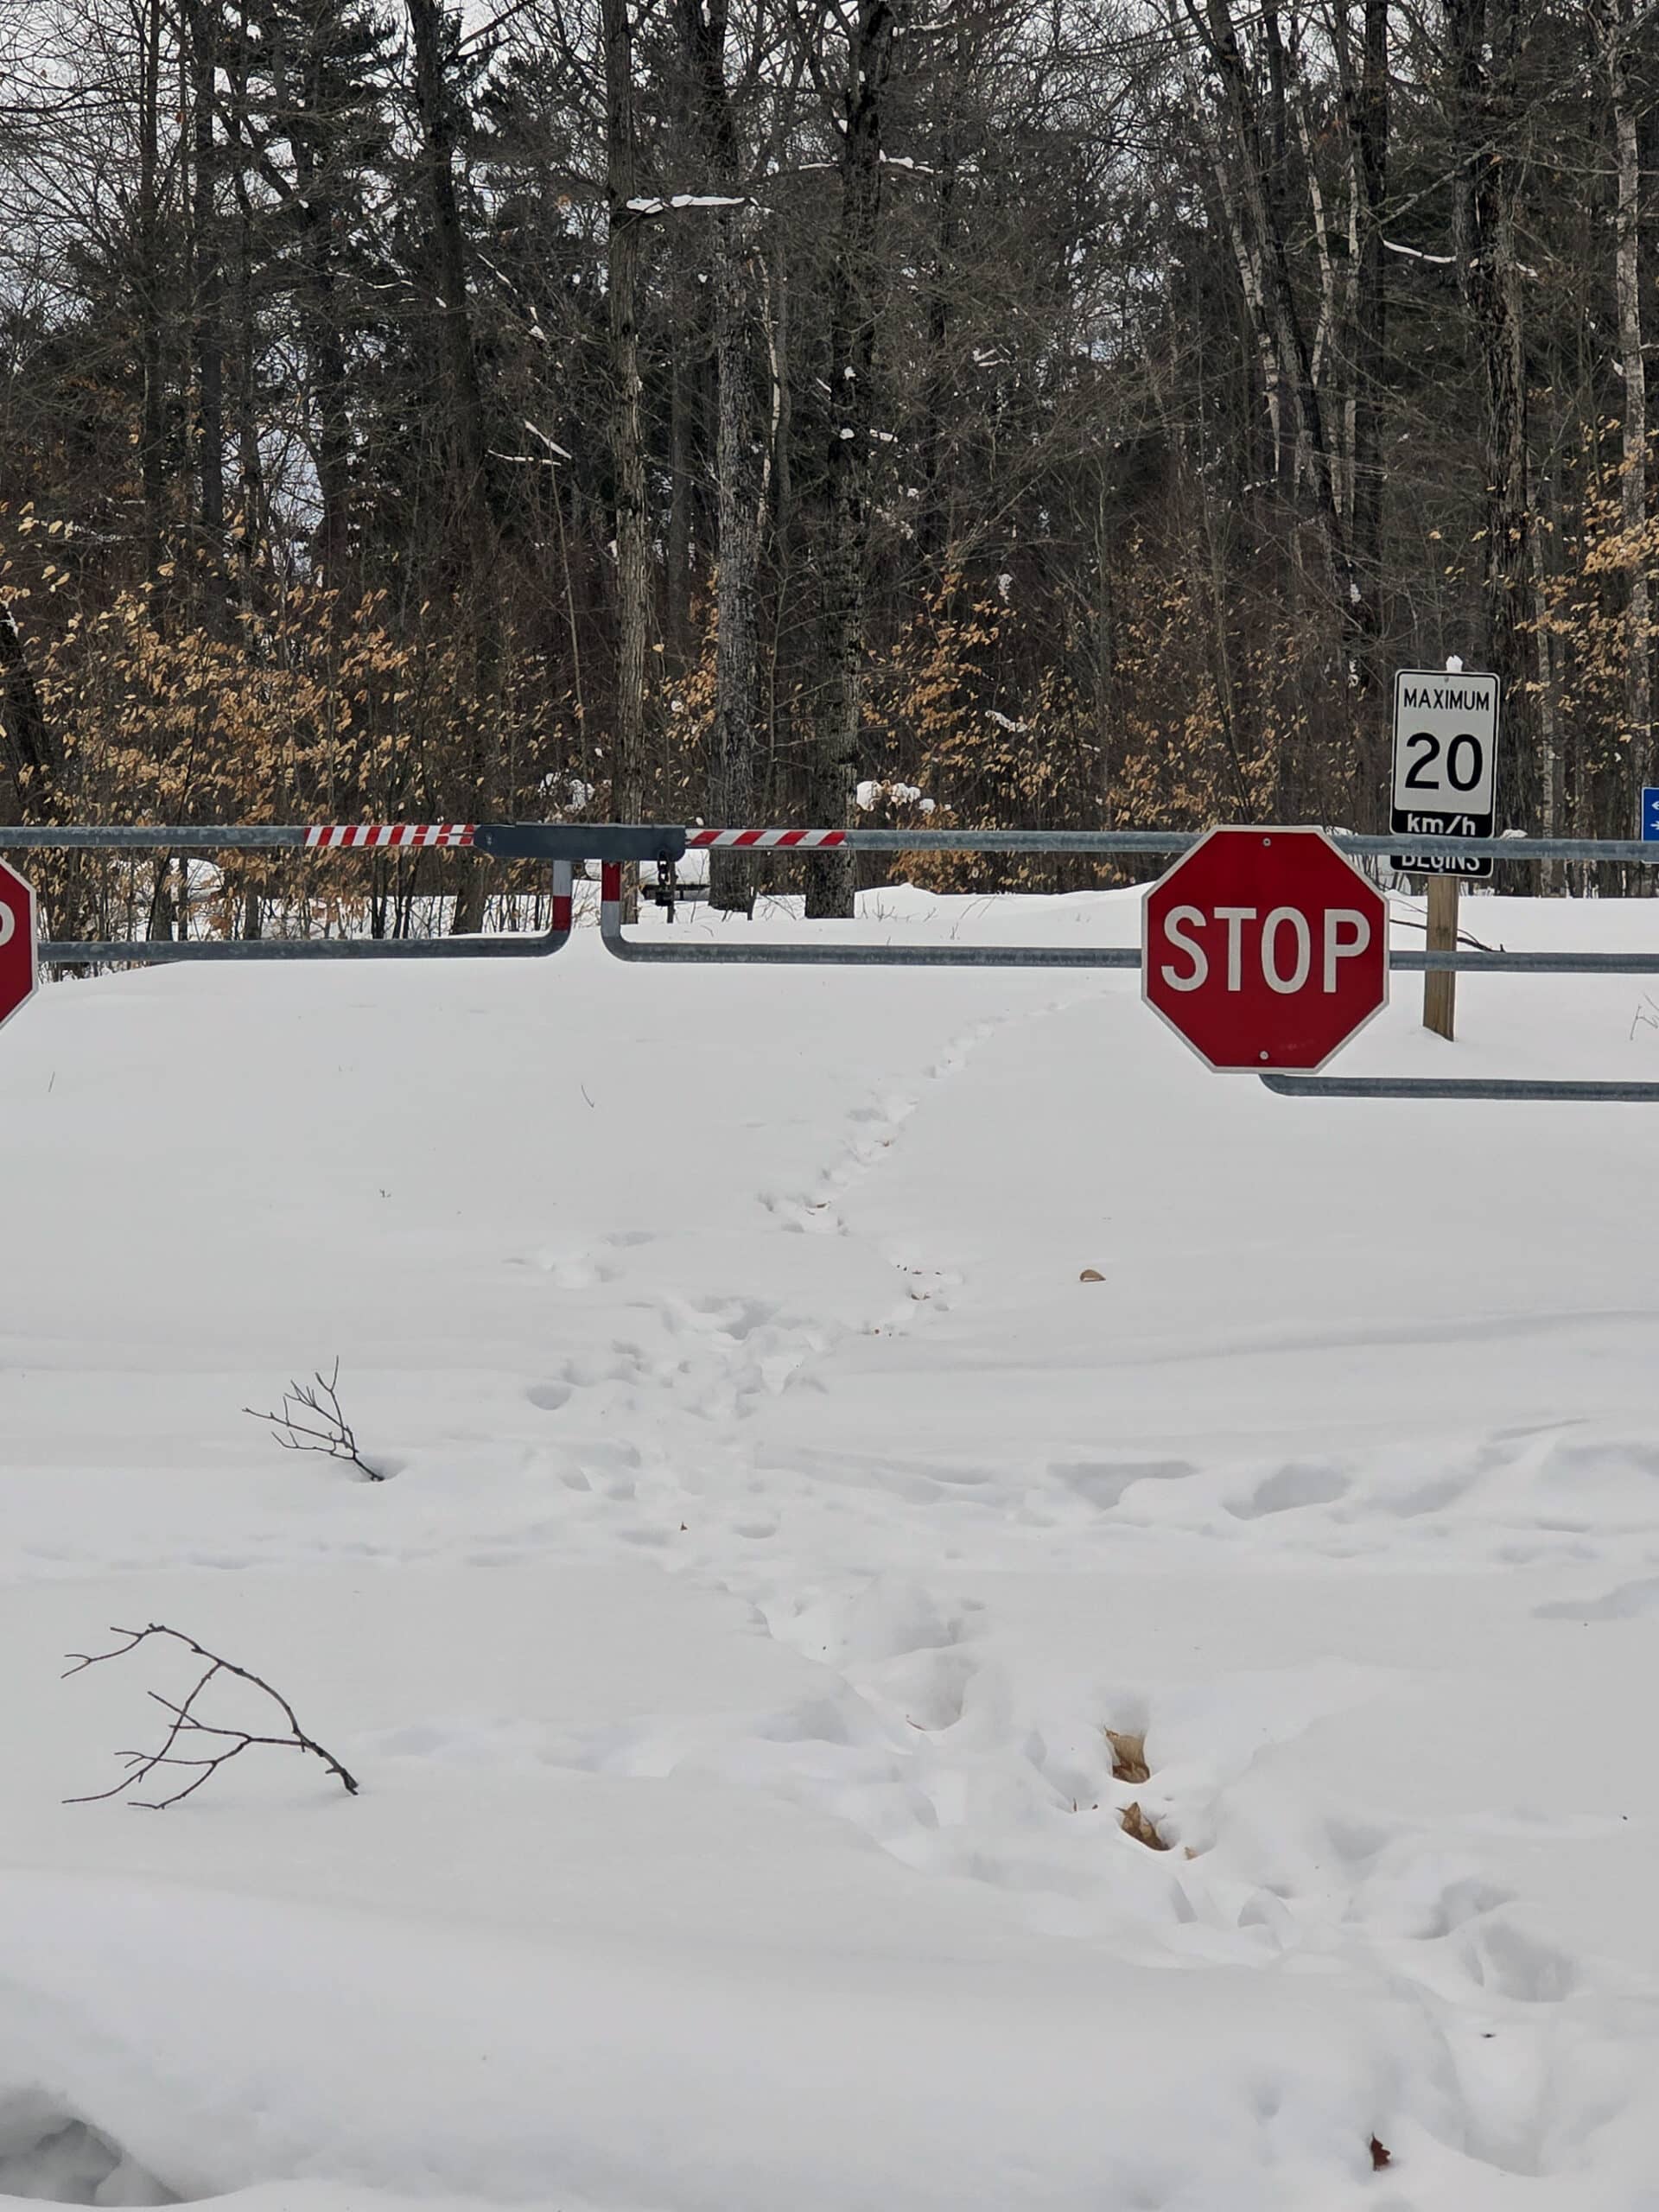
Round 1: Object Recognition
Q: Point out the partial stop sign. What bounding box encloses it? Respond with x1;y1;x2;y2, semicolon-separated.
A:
0;859;38;1033
1142;827;1387;1071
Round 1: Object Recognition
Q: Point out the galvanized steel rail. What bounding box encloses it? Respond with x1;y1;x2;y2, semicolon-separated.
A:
12;817;1659;1011
30;846;575;966
1262;1073;1659;1103
3;821;1654;861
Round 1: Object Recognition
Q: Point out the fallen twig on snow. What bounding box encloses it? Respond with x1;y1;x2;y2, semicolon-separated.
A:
63;1623;359;1808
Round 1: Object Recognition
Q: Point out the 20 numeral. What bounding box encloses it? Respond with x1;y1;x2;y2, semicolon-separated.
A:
1403;730;1484;793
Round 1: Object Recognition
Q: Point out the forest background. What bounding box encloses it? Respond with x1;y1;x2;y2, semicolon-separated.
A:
0;0;1652;935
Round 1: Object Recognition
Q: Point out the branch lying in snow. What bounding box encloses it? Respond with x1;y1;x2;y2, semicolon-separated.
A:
63;1624;359;1808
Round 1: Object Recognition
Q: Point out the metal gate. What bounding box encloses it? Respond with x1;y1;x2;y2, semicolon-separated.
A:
8;818;1659;1101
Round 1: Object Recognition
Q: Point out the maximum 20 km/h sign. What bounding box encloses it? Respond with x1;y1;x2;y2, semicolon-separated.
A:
1389;665;1502;880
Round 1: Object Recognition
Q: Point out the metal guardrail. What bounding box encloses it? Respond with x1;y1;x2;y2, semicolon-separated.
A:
29;843;575;966
595;828;1659;977
1262;1073;1659;1103
670;828;1659;862
591;827;1659;1104
10;820;1659;1103
1;821;1649;861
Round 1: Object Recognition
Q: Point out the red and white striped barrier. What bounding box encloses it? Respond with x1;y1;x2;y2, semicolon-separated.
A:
686;829;848;849
305;823;476;851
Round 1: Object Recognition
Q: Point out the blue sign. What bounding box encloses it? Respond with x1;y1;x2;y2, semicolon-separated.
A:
1643;789;1659;842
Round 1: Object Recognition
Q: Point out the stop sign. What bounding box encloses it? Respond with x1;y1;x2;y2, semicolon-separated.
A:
0;860;38;1033
1142;827;1387;1071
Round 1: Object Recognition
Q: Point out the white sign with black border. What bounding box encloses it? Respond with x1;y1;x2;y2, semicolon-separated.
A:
1389;666;1502;880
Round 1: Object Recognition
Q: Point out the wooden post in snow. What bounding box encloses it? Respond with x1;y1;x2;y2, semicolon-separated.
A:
1423;874;1459;1040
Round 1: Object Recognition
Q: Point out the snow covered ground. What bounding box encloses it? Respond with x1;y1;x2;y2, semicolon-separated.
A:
3;877;1659;2210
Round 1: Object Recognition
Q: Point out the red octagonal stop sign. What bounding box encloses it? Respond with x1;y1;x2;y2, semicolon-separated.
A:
1142;826;1387;1071
0;859;38;1034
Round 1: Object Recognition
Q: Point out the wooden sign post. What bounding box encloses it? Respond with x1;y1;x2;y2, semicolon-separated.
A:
1423;874;1459;1041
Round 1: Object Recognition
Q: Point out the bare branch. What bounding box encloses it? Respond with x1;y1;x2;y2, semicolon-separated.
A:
244;1359;385;1480
63;1624;359;1808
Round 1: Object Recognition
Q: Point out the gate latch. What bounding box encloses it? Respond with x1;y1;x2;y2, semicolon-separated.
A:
649;854;678;923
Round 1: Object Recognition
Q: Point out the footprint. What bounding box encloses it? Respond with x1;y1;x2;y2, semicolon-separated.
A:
518;1249;616;1288
1461;1920;1577;2003
1416;1877;1515;1939
1384;1475;1469;1517
527;1382;573;1412
1051;1459;1194;1510
665;1294;783;1344
1535;1574;1659;1621
1228;1463;1350;1519
514;1229;658;1288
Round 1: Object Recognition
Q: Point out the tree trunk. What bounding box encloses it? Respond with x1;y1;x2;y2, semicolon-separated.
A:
707;211;763;907
406;0;499;931
0;598;59;791
805;0;902;918
233;189;267;602
1531;467;1564;889
918;12;969;567
1184;0;1372;774
1341;0;1389;813
136;0;167;589
665;277;695;667
766;226;792;537
186;0;226;572
1604;0;1649;793
677;0;762;909
287;29;353;583
1450;0;1533;823
603;0;649;849
406;0;492;521
300;200;352;580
